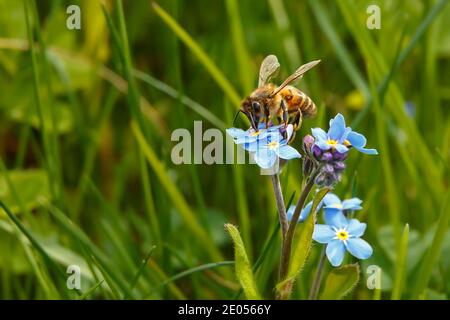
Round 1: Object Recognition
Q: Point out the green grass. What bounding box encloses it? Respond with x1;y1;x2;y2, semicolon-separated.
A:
0;0;449;299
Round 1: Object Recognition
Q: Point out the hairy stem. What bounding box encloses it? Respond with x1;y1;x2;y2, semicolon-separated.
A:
309;247;326;300
270;173;288;239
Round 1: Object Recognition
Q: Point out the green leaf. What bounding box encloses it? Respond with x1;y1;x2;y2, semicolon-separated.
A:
287;188;330;281
0;169;51;216
319;264;360;300
391;224;409;300
225;224;261;300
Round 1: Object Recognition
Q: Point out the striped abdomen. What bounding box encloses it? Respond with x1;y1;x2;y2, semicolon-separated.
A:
279;86;317;118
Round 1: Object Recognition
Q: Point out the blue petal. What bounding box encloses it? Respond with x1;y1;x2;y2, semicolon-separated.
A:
286;205;295;222
342;198;362;211
323;193;341;207
346;131;366;148
347;219;367;238
276;145;301;160
299;201;313;222
226;128;246;139
326;240;346;267
285;124;294;141
313;224;336;243
266;131;284;143
254;147;277;169
314;140;331;151
345;238;373;260
243;141;257;152
235;135;257;144
339;127;352;143
324;210;348;229
328;114;346;140
311;128;327;141
334;143;349;153
354;146;378;155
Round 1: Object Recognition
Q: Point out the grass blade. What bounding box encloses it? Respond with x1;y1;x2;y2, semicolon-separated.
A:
412;190;450;298
391;224;409;300
151;2;241;107
132;121;224;262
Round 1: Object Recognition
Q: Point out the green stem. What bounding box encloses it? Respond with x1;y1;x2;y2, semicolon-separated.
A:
308;247;326;300
270;174;288;238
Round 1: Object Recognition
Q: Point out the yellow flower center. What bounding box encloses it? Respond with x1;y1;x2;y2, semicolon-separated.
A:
268;141;279;150
327;139;338;146
250;131;260;137
343;139;351;146
336;230;349;241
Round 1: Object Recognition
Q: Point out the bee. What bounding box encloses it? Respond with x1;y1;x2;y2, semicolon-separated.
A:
236;55;320;139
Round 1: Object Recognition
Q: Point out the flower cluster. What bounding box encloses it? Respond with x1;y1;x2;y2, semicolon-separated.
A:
227;123;301;169
304;114;378;186
288;193;372;267
227;112;377;270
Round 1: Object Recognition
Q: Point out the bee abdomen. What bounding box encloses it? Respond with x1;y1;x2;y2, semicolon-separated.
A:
293;91;317;118
302;95;317;118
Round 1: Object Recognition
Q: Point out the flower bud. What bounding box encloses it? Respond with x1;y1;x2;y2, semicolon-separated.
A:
303;135;315;153
333;151;348;161
323;164;334;174
312;145;323;160
333;161;346;171
321;152;333;162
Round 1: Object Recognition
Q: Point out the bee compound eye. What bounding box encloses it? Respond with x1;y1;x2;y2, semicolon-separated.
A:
252;102;261;112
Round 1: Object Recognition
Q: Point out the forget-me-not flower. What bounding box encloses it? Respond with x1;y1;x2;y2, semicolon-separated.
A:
287;193;362;223
313;211;372;266
227;124;301;169
252;125;301;169
312;113;378;155
226;123;281;148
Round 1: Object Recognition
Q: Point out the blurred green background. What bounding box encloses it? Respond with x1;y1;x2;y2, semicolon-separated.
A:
0;0;449;299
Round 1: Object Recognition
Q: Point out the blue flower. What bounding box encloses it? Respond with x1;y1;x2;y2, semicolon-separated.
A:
287;193;362;223
311;113;378;155
313;211;372;267
287;201;316;223
252;125;301;169
322;193;362;223
226;124;278;145
227;124;301;169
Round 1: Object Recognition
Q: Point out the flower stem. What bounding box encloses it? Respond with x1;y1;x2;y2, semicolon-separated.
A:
270;173;288;239
308;247;326;300
278;169;319;283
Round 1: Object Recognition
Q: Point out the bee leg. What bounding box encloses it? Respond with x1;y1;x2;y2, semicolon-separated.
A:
278;100;288;139
288;131;296;143
263;103;270;128
280;100;288;127
292;109;303;131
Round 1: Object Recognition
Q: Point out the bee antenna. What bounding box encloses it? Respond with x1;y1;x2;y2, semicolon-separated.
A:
232;110;242;126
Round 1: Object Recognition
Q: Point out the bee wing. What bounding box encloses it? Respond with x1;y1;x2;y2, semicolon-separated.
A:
270;59;321;96
258;55;280;87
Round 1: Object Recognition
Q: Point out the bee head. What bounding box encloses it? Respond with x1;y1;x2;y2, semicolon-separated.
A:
239;98;262;131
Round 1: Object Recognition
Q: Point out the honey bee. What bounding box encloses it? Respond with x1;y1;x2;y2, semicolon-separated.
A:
236;55;320;139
